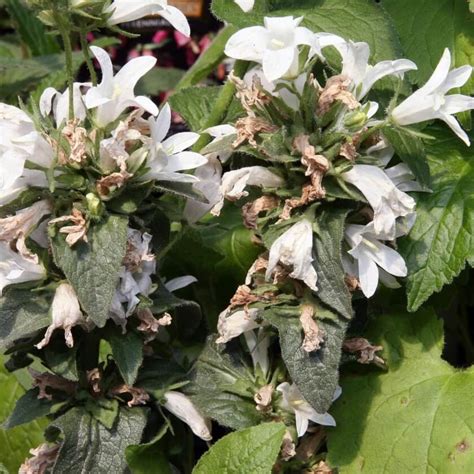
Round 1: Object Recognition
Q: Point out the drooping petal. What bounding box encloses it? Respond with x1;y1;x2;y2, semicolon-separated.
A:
162;132;200;154
165;275;198;292
262;47;296;82
225;26;269;62
89;46;115;93
159;5;191;37
151;103;172;143
439;112;470;146
355;250;379;298
115;56;157;95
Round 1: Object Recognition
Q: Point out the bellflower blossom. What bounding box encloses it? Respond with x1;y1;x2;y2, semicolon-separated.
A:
266;219;318;291
138;103;207;183
392;48;474;146
225;16;318;82
277;382;341;437
345;224;407;298
342;164;416;241
85;46;158;126
334;41;417;100
106;0;190;37
216;307;261;344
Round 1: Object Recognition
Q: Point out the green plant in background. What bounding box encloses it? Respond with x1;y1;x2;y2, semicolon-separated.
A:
0;0;473;473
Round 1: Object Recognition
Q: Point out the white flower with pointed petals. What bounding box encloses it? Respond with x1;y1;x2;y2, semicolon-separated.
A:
225;16;318;82
384;163;423;193
163;391;212;441
40;83;90;126
36;283;86;349
342;164;416;241
277;382;341;437
244;328;270;376
216;307;261;344
164;275;198;292
0;242;45;296
84;47;158;126
211;166;283;216
106;0;190;36
135;103;207;183
345;223;407;298
266;219;318;291
234;0;254;12
334;40;417;100
392;48;474;145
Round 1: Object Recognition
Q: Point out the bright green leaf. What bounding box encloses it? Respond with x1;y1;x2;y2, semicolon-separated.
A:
327;308;474;473
399;127;474;311
193;422;286;474
51;215;129;328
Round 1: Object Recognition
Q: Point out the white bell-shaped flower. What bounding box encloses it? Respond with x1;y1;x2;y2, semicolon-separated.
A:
345;223;407;298
392;48;474;145
216;307;261;344
85;47;158;126
277;382;341;437
342;164;416;241
163;391;212;441
266;219;318;291
334;40;417;100
106;0;190;37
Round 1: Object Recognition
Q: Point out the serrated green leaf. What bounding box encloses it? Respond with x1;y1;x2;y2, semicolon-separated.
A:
263;306;347;413
176;25;238;89
399;127;474;311
383;125;431;189
168;86;221;131
0;358;47;473
384;0;474;94
107;328;143;386
51;215;129;328
211;0;402;62
313;206;353;321
193;422;286;474
51;407;147;474
0;289;51;352
327;308;474;473
4;388;53;429
188;336;265;430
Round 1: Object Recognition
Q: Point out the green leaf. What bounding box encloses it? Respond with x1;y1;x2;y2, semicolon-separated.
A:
51;407;147;474
176;25;238;89
51;215;129;328
193;422;286;474
211;0;402;61
188;336;265;430
263;306;347;413
0;289;51;352
383;125;431;189
168;86;221;131
0;357;48;473
313;206;353;321
384;0;474;93
85;398;120;431
327;308;474;473
4;388;53;429
5;0;60;56
399;127;474;311
136;67;185;96
107;328;144;386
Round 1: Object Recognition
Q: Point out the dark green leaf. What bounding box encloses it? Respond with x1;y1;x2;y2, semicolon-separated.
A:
0;289;51;352
51;215;129;328
264;306;347;413
188;336;264;430
107;328;143;386
3;388;53;429
193;422;286;474
399;126;474;311
51;407;147;474
85;398;120;431
383;126;431;189
313;206;353;321
136;67;185;96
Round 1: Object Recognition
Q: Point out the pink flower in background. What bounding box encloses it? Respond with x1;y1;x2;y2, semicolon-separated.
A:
152;30;169;44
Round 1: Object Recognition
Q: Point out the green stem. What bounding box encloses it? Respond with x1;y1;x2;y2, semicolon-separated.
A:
191;60;249;152
80;30;97;86
58;23;74;121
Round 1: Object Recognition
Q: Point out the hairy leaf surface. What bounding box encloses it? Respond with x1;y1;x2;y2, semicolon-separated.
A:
327;308;474;473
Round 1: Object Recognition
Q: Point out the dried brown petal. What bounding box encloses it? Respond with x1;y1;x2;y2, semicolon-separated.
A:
317;75;359;116
229;70;270;116
137;308;172;343
110;384;150;407
96;170;132;199
343;337;385;366
340;141;358;161
300;305;324;353
242;195;280;229
312;460;333;474
254;384;274;412
233;116;277;148
87;368;102;395
280;430;296;461
344;274;360;292
49;208;88;247
62;120;88;165
19;443;59;474
29;368;77;401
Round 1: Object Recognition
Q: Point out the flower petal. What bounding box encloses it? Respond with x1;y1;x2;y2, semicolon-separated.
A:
262;47;295;82
162;132;200;153
159;5;191;37
225;26;269;62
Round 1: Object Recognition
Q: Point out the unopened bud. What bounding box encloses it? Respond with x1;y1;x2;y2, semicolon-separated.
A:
344;110;367;130
86;193;103;218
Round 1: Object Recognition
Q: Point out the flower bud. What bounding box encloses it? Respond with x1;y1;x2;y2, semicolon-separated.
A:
86;193;103;218
343;110;368;131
